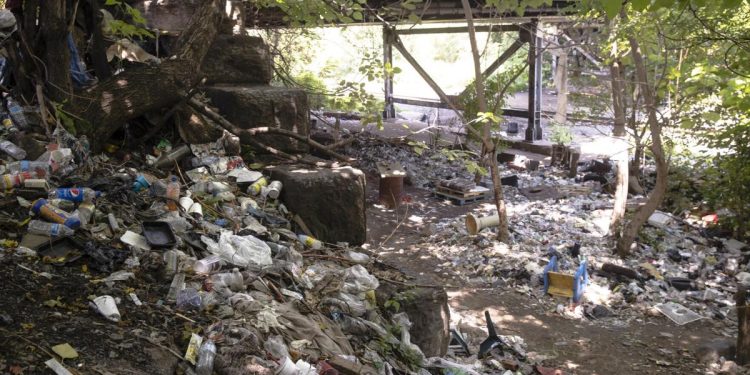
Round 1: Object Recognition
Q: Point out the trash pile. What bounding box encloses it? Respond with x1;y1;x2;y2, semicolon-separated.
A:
0;108;569;375
346;136;474;189
422;165;744;335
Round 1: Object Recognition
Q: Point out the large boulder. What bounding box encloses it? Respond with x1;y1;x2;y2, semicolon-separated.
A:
268;165;366;245
376;284;450;357
205;85;309;153
202;35;273;85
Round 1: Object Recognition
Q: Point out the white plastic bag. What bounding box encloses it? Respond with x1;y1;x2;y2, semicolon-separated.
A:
201;231;273;267
342;265;379;293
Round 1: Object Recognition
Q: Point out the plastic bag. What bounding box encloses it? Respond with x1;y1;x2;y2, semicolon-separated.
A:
342;265;379;294
202;232;272;267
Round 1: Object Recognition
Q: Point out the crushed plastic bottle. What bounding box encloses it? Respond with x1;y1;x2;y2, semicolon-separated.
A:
5;96;29;130
166;272;185;301
195;340;216;375
27;220;75;237
49;187;101;203
0;140;27;160
31;198;81;229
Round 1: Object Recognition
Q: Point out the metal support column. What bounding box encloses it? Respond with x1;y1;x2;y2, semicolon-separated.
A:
383;26;395;119
533;24;543;140
524;20;543;141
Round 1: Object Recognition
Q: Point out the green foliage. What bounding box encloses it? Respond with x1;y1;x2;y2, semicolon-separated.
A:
103;0;154;39
550;122;573;145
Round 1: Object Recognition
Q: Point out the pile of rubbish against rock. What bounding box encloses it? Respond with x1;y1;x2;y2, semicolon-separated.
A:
0;110;564;375
421;160;746;331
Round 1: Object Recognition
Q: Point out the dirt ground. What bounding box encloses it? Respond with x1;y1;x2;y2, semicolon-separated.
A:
363;174;727;375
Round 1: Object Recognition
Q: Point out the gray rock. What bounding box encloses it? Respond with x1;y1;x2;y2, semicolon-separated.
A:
205;85;309;153
202;35;273;85
695;339;735;364
269;165;366;245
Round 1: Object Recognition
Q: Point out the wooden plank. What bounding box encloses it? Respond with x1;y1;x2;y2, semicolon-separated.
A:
395;24;519;35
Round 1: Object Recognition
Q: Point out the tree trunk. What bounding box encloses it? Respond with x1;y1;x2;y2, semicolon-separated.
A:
553;50;568;124
461;0;510;242
608;54;628;240
615;35;669;257
39;0;72;103
65;0;223;149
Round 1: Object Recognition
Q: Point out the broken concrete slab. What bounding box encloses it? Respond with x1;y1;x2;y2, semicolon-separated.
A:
269;165;366;245
202;35;273;85
205;85;310;153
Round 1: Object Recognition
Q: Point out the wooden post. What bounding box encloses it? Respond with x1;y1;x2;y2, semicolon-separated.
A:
383;26;395;119
554;49;568;124
737;287;750;364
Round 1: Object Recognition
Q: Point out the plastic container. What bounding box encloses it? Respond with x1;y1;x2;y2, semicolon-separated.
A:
31;199;81;229
0;140;26;160
141;221;177;248
6;161;49;176
27;220;75;237
6;96;29;130
163;250;178;276
165;175;180;211
133;175;152;192
50;187;101;203
195;340;216;375
193;255;222;274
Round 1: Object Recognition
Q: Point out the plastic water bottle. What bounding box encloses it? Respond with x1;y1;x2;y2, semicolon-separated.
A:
193;255;221;274
31;198;81;229
0;140;27;160
49;187;101;203
6;96;29;130
165;175;180;211
195;340;216;375
6;161;49;177
27;220;75;237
